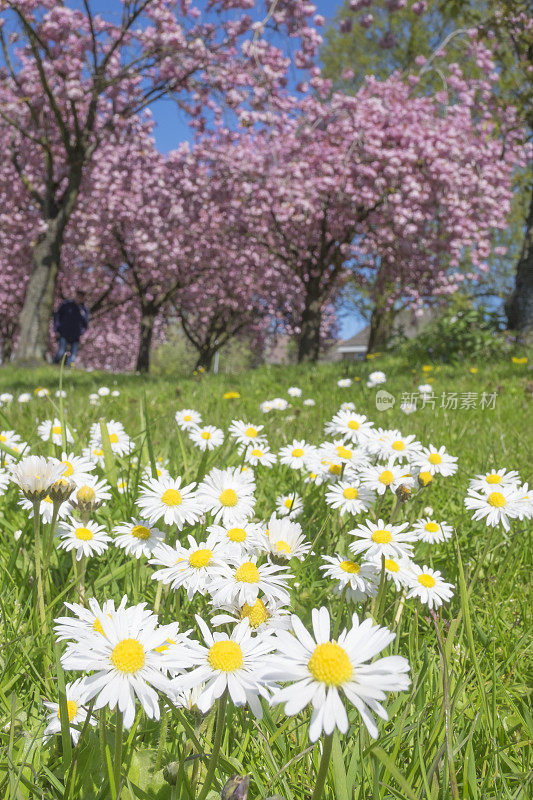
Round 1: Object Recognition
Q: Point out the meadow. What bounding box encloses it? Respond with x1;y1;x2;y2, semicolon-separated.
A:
0;355;531;800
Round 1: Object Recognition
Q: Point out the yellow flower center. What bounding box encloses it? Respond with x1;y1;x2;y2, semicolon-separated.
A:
219;488;238;506
93;618;105;635
419;471;433;486
132;525;151;540
52;426;62;435
208;640;243;672
275;540;292;554
44;495;53;503
62;460;74;477
251;448;263;457
155;638;175;653
371;528;392;544
75;527;93;541
379;470;394;485
292;448;304;458
486;474;501;484
57;700;78;723
109;433;119;443
189;548;213;568
336;445;352;459
385;558;400;572
245;427;258;437
93;448;103;457
308;642;352;686
343;487;358;500
488;492;506;507
0;434;6;441
183;414;191;421
227;527;247;542
235;562;260;583
240;599;269;628
392;440;405;451
424;522;439;533
348;420;359;430
428;453;442;465
161;488;182;506
77;485;95;503
284;497;295;509
328;464;342;475
418;573;436;588
111;638;145;673
340;560;360;573
201;431;211;440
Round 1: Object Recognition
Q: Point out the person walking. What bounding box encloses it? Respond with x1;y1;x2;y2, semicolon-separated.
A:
53;290;90;366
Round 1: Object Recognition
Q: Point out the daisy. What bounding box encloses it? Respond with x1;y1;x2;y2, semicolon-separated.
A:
60;602;176;728
244;445;277;468
325;410;374;444
208;520;264;554
54;596;131;643
320;556;379;602
276;492;304;518
369;555;413;590
271;397;289;410
111;390;120;397
175;409;202;431
337;378;352;388
468;468;521;493
304;398;316;406
0;469;9;495
113;520;165;559
17;393;31;403
209;555;292;607
189;424;224;451
8;456;65;500
512;483;533;521
43;678;96;745
69;476;111;512
137;475;201;529
411;445;458;477
167;617;275;716
267;607;410;741
19;493;71;524
0;393;13;404
141;463;171;483
228;420;266;448
89;420;133;456
406;565;454;610
417;383;433;397
97;386;110;396
464;486;521;532
38;418;74;446
82;445;106;468
367;371;386;387
149;534;228;600
260;400;273;413
321;440;363;468
278;440;316;471
35;387;51;397
264;514;310;561
359;460;409;496
197;467;255;526
57;518;111;561
412;518;453;544
372;430;422;463
325;480;375;517
287;387;302;397
59;452;96;487
349;519;416;561
211;597;291;633
400;401;417;415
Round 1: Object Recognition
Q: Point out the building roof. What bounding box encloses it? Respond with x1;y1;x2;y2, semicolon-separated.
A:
335;307;437;354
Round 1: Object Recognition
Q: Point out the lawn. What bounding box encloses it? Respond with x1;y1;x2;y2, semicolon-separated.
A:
0;355;531;800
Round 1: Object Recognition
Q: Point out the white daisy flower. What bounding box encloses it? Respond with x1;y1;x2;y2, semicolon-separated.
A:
411;445;458;477
54;596;131;643
197;467;255;526
464;486;521;532
513;483;533;520
209;555;292;607
18;393;31;403
287;387;302;397
140;463;171;483
468;468;521;493
371;430;422;463
0;469;9;495
59;452;96;487
149;534;229;600
325;480;375;517
211;597;291;633
0;429;26;452
244;445;277;468
359;460;410;496
57;518;111;561
97;386;110;396
337;378;352;388
260;400;273;413
400;402;417;415
304;398;316;406
60;602;176;728
0;393;13;404
275;493;304;518
82;445;106;468
321;440;364;467
278;440;316;471
367;371;386;387
137;475;201;529
349;519;416;561
167;617;275;716
89;420;133;456
320;556;379;601
37;418;74;446
69;476;112;510
8;456;65;499
264;514;310;561
208;520;264;555
111;390;120;397
412;518;453;544
113;520;165;559
19;493;71;523
189;425;224;451
417;383;433;396
43;678;96;745
35;387;51;397
406;564;454;610
271;397;289;410
325;410;374;444
175;409;202;431
369;555;413;590
267;607;410;741
228;420;266;447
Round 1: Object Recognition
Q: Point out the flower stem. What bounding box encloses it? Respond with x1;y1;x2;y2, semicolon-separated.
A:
113;711;124;800
197;690;228;800
32;500;47;632
310;734;333;800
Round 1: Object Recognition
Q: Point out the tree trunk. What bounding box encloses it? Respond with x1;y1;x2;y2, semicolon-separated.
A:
505;185;533;334
297;277;322;363
194;348;215;372
367;304;396;354
136;309;157;373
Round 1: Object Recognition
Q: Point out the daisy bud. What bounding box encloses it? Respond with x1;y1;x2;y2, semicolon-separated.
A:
396;483;413;502
48;478;76;504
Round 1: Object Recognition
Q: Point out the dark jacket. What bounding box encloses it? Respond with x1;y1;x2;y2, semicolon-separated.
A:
53;300;90;343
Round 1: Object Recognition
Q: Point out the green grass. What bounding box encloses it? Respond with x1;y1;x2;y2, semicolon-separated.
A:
0;355;531;800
